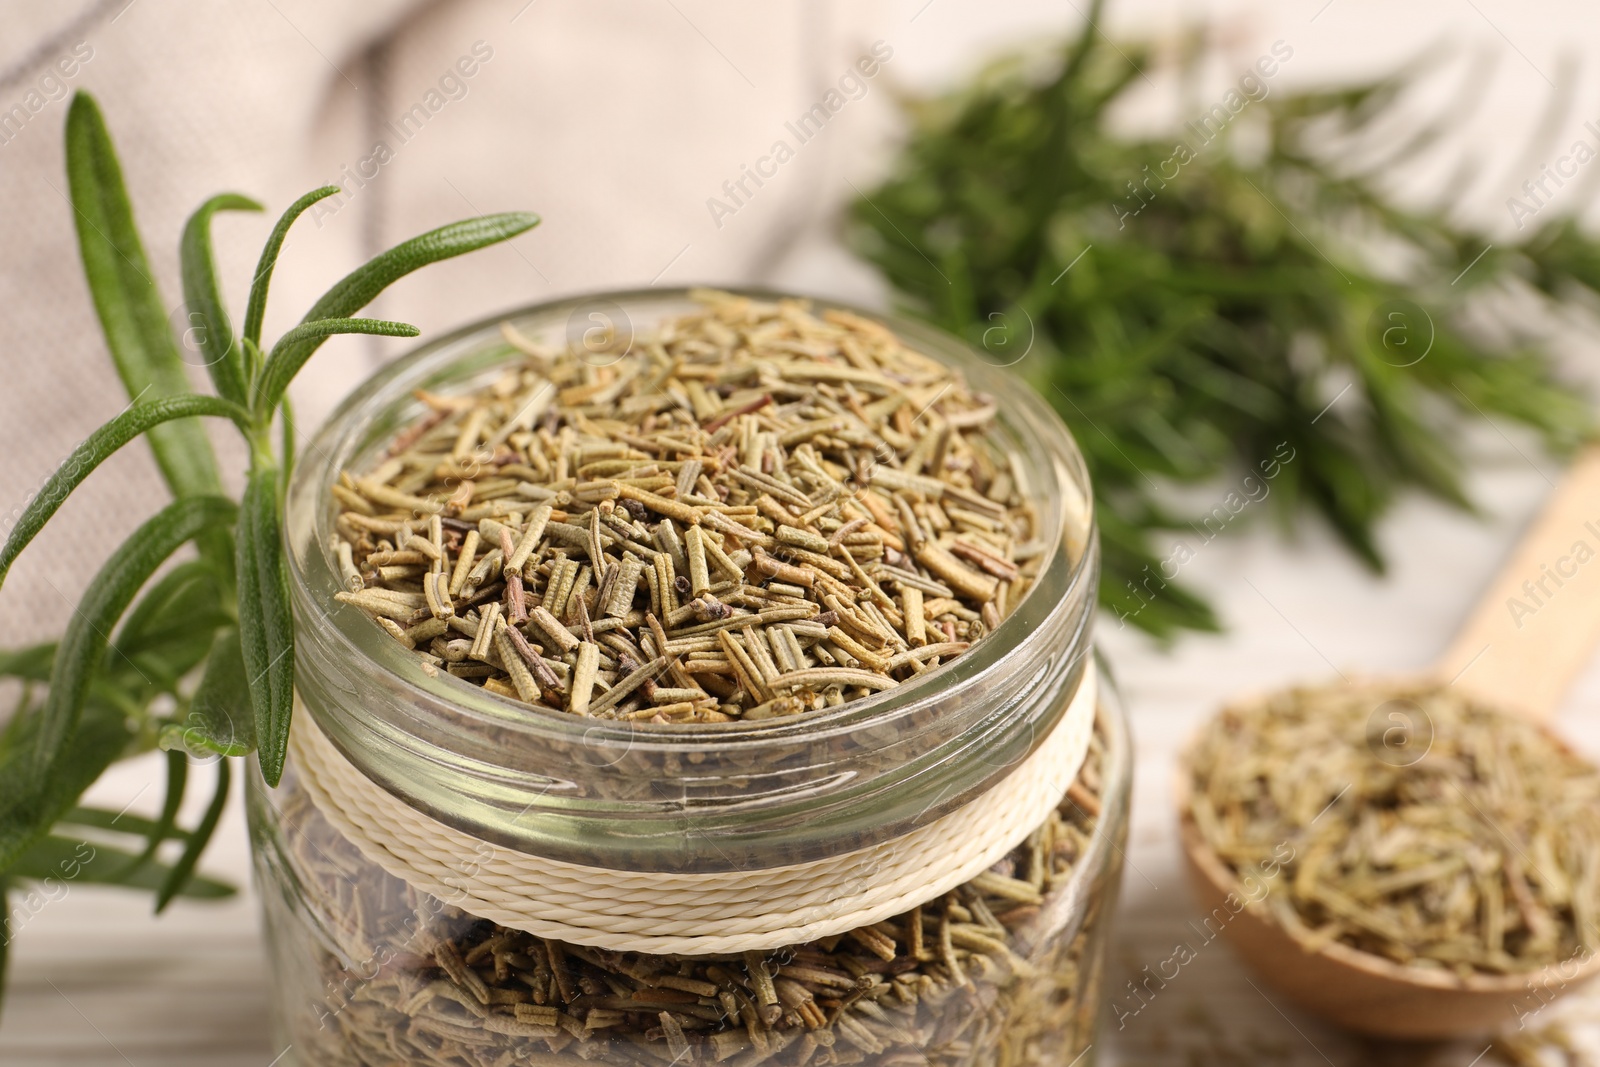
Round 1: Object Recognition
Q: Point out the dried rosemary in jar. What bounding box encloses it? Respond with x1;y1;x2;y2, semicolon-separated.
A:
1186;681;1600;977
328;290;1038;722
256;287;1117;1067
264;719;1120;1067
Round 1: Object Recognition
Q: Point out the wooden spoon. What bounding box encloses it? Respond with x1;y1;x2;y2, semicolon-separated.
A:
1177;446;1600;1039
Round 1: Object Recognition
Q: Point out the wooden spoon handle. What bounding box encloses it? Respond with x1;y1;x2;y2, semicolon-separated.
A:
1436;445;1600;721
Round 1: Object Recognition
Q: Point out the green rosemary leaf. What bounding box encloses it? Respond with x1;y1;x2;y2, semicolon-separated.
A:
64;92;224;506
107;558;228;688
1;684;40;753
111;561;214;650
279;395;296;483
237;467;293;786
0;697;135;875
33;494;238;772
271;316;421;351
255;317;420;414
155;759;232;911
110;597;230;695
241;335;265;387
250;211;540;415
160;627;254;759
0;880;8;1023
0;643;55;684
180;193;263;406
118;749;186;878
0;395;248;595
10;834;233;901
59;806;189;843
1097;510;1219;638
241;185;341;350
121;634;226;698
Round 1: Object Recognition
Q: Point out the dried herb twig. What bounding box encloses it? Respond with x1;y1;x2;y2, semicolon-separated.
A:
1188;682;1600;975
335;292;1040;722
276;721;1117;1066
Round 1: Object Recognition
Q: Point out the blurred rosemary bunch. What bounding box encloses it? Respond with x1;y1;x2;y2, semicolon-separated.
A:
850;0;1596;639
0;90;536;1009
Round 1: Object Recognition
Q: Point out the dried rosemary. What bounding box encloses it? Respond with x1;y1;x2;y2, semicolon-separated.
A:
1187;682;1600;976
331;290;1040;722
272;720;1119;1067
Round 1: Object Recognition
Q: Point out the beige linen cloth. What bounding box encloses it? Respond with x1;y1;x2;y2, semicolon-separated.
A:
0;0;895;640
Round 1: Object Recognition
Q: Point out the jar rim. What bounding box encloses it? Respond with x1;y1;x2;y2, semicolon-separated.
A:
284;287;1100;870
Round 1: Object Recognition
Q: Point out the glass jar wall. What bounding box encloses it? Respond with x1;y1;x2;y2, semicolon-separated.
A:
251;701;1127;1067
250;290;1122;1066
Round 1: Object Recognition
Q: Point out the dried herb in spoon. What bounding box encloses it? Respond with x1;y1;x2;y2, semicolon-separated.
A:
1188;681;1600;976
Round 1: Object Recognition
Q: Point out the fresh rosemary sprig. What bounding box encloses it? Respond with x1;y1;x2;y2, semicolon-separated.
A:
0;90;536;1005
850;0;1594;639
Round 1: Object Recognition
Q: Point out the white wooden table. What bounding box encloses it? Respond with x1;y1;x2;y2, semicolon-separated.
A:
5;428;1599;1066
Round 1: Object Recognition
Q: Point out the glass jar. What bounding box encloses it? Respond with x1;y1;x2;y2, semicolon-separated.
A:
249;289;1128;1067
